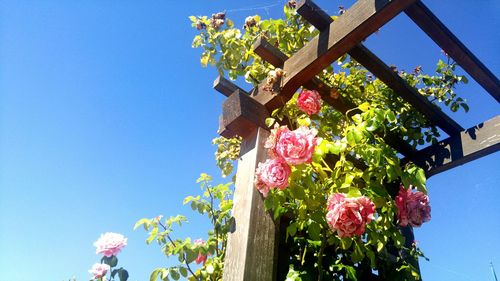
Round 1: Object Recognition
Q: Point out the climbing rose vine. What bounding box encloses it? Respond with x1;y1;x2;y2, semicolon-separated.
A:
134;2;470;280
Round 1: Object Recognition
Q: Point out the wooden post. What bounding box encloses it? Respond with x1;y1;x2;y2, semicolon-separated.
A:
222;127;278;281
213;83;278;281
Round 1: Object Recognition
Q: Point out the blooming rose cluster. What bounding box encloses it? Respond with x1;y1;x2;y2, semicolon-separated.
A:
326;193;375;237
94;232;128;257
297;89;322;116
89;263;110;279
255;125;319;196
194;239;208;265
89;232;127;280
395;185;431;227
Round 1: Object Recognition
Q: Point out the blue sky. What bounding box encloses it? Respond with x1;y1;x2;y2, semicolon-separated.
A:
0;1;498;281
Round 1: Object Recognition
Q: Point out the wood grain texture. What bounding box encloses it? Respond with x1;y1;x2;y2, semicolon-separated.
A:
406;115;500;177
252;37;288;68
405;0;500;103
222;90;270;138
214;76;249;97
222;128;278;281
281;0;418;97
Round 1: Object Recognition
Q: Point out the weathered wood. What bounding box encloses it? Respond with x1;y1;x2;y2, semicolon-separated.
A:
214;76;249;97
280;0;418;98
405;1;500;103
222;127;278;281
222;90;270;138
406;115;500;177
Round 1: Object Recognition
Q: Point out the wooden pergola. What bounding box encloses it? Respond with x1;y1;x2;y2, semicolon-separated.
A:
210;0;500;280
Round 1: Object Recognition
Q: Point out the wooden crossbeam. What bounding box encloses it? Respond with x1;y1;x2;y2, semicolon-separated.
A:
213;76;248;97
250;0;418;111
297;0;463;136
348;45;464;135
404;115;500;177
221;90;270;139
281;0;418;97
252;37;419;160
405;1;500;103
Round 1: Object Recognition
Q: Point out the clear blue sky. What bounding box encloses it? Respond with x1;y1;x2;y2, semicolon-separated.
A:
0;1;498;281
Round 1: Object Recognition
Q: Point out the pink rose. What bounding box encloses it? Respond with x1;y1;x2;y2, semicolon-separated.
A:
194;239;208;265
395;185;431;227
89;263;110;279
297;89;322;115
275;126;319;165
326;193;375;237
265;124;289;159
94;232;127;257
195;253;208;265
254;158;291;196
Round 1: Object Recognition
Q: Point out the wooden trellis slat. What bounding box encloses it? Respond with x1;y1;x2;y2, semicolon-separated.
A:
252;37;419;160
348;45;464;135
211;1;500;280
405;0;500;103
296;0;463;136
281;0;418;97
213;76;248;97
405;115;500;177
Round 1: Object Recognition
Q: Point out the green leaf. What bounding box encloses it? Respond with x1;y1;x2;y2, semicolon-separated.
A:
101;255;118;267
307;222;321;241
377;241;384;252
179;267;188;277
415;168;427;193
345;266;358;281
134;218;150;230
150;269;161;281
170;269;180;280
118;269;129;281
287;223;297;238
358;102;370;112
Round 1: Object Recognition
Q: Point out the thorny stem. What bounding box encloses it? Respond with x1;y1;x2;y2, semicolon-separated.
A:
158;221;199;280
317;231;327;281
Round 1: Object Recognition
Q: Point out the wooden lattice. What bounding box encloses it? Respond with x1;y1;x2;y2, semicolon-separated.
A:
210;0;500;280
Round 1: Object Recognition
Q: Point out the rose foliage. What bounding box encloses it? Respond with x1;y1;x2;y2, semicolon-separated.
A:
129;4;469;281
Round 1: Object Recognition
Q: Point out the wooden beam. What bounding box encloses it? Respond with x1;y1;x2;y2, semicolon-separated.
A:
252;37;419;160
348;44;464;135
214;76;249;97
223;127;278;281
297;0;463;136
222;90;270;138
281;0;418;99
252;37;288;68
405;0;500;103
406;115;500;177
296;0;332;31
